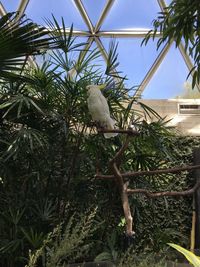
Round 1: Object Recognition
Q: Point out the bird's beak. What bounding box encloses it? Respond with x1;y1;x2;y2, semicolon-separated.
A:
98;84;106;90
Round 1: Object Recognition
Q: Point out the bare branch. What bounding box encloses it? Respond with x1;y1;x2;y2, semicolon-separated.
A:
112;163;134;235
97;128;140;136
95;164;200;179
110;136;131;165
126;181;200;198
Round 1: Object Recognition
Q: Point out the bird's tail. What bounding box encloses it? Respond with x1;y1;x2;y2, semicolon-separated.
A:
104;117;118;139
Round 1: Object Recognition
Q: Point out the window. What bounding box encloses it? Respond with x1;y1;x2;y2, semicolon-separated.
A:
179;104;200;115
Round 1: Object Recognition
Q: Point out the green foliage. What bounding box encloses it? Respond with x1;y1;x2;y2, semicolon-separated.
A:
129;136;200;254
117;248;167;267
142;0;200;88
26;209;98;267
0;12;55;81
95;230;119;263
0;13;198;267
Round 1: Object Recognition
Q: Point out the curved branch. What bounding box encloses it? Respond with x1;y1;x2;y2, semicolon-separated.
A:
112;163;134;235
110;135;131;165
95;164;200;179
98;128;140;136
126;181;200;198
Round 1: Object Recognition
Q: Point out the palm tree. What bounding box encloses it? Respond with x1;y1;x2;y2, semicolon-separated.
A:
0;12;55;80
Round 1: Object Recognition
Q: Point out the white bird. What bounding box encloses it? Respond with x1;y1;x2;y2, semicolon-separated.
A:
86;84;118;139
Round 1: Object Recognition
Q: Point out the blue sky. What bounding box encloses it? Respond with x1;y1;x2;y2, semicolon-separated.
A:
1;0;194;99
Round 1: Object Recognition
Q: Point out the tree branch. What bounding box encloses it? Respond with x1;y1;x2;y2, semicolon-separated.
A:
126;181;200;198
112;163;134;235
110;135;131;165
95;164;200;179
98;128;140;136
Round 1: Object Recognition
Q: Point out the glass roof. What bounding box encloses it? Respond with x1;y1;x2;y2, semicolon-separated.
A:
142;44;192;99
102;0;160;30
0;0;196;99
81;0;107;26
101;37;164;88
1;0;19;12
26;0;88;30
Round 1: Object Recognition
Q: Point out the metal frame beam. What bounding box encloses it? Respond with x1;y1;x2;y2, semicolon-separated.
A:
45;28;162;39
73;0;94;33
1;0;198;96
94;37;108;62
157;0;200;90
16;0;30;19
0;2;6;17
96;30;161;38
75;37;94;67
46;28;161;38
157;0;167;10
48;28;91;37
134;42;172;98
179;44;200;91
94;0;115;32
95;37;123;84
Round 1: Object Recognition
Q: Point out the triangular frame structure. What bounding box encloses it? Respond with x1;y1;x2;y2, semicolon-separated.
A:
0;0;198;97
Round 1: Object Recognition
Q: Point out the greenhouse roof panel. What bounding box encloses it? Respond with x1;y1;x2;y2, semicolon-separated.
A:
101;37;164;91
81;0;107;26
0;0;19;13
102;0;160;30
142;44;192;99
25;0;88;29
0;0;196;99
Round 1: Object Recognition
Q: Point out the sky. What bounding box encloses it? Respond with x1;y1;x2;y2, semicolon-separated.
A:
1;0;196;99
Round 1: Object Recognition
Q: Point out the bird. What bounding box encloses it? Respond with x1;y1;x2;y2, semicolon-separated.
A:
86;84;118;139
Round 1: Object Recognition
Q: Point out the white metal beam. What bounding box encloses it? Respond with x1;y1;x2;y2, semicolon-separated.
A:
45;28;161;38
157;0;200;90
134;42;172;98
96;30;161;38
95;37;122;84
45;28;91;37
0;2;6;17
94;37;108;62
94;0;115;32
73;0;94;33
179;43;200;91
157;0;167;10
16;0;30;19
75;37;94;67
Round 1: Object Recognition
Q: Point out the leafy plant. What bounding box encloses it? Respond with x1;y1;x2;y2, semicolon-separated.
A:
0;12;55;81
21;228;46;249
0;12;196;267
26;209;98;267
168;243;200;267
95;230;119;263
118;249;167;267
142;0;200;88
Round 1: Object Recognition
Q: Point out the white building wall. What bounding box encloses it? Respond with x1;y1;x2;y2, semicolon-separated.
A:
140;99;200;136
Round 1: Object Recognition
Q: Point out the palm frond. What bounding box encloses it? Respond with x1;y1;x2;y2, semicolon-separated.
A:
46;16;86;53
0;12;55;80
105;40;125;80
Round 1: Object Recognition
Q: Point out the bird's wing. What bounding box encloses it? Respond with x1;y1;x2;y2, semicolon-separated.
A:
97;91;111;116
87;88;118;138
87;90;110;116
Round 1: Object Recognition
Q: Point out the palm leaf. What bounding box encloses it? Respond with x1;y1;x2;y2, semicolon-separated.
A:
0;12;55;80
168;243;200;267
105;40;126;81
